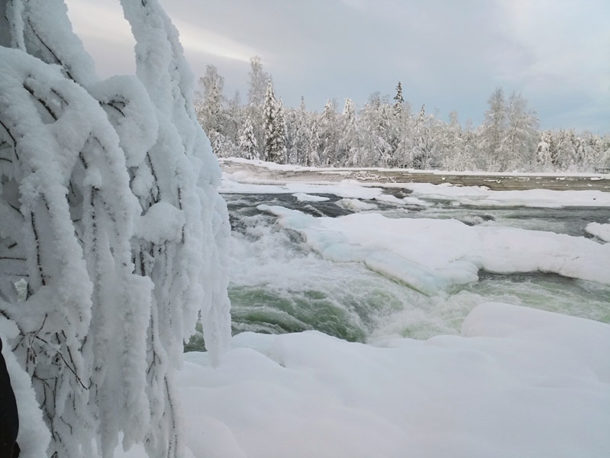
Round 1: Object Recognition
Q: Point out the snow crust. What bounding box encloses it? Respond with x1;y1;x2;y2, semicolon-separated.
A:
260;206;610;294
586;222;610;242
113;304;610;458
292;192;330;202
337;198;378;211
405;182;610;208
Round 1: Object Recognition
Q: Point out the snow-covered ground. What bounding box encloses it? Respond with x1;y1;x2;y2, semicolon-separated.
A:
177;303;610;458
118;303;610;458
122;165;610;458
586;222;610;242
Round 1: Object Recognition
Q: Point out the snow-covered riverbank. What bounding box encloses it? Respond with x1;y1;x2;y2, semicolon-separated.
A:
220;157;610;192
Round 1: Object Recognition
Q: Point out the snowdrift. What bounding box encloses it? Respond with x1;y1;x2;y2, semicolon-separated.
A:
117;303;610;458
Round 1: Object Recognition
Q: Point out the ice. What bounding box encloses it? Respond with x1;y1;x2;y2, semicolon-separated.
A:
405;182;610;208
337;198;377;211
260;206;610;293
221;174;387;200
586;222;610;242
293;192;330;202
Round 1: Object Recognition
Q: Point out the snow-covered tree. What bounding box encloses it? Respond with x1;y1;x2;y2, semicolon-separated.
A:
479;88;507;171
306;118;321;166
196;65;224;135
273;99;288;163
440;112;470;171
502;92;539;171
286;96;311;164
338;98;360;166
262;82;286;163
317;99;340;165
536;131;554;171
393;81;405;117
0;1;231;457
409;105;440;169
246;56;270;157
357;93;393;166
238;115;258;160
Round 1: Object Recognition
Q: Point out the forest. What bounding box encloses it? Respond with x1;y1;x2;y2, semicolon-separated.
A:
197;57;610;173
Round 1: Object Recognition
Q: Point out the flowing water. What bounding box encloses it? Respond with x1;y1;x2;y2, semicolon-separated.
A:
189;188;610;349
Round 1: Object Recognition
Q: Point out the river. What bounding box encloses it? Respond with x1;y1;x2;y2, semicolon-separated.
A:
217;185;610;345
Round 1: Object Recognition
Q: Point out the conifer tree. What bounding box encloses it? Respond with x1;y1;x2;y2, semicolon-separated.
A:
286;97;311;164
262;83;286;163
318;99;340;165
338;98;360;166
393;81;405;116
238;116;258;160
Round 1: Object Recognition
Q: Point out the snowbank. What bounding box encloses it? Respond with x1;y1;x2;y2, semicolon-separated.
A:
155;304;610;458
293;193;330;202
405;182;610;208
586;222;610;242
260;207;610;293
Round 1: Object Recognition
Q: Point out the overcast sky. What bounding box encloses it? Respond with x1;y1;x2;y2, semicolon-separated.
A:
65;0;610;133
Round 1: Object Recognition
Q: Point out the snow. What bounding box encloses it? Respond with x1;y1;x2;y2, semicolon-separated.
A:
337;198;377;211
586;222;610;242
0;318;50;458
220;158;609;178
1;1;230;456
136;201;185;244
115;303;610;458
221;174;385;200
259;206;610;294
293;192;330;202
405;182;610;208
221;164;610;209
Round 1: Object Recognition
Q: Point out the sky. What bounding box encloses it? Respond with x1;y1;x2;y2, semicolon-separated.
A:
64;0;610;133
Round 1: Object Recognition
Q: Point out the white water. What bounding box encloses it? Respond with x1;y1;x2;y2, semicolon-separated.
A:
216;187;610;345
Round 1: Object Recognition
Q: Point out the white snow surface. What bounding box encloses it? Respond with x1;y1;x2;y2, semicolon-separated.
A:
118;303;610;458
221;169;610;208
586;222;610;242
292;192;330;202
405;182;610;208
337;198;377;211
259;206;610;294
220;157;610;178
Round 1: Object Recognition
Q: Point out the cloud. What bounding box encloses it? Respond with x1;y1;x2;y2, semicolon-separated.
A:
64;0;610;132
173;19;261;63
66;0;262;64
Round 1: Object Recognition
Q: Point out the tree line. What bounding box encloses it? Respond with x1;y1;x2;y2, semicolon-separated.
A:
196;57;610;172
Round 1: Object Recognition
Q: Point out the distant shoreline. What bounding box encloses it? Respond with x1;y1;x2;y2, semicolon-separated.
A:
220;158;610;192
